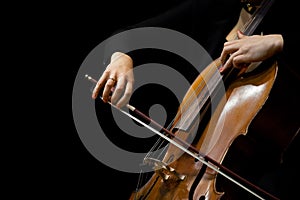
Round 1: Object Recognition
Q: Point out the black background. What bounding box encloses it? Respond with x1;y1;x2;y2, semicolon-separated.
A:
6;1;299;199
59;1;182;199
4;1;184;199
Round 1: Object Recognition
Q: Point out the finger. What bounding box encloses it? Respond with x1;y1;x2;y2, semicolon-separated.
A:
220;53;234;73
220;50;242;73
220;42;232;64
220;49;229;64
228;50;243;68
102;77;117;103
116;80;133;108
237;30;246;39
92;72;109;99
111;77;126;105
220;43;240;64
232;54;250;69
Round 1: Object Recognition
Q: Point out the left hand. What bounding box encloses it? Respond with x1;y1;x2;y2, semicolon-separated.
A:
219;31;283;73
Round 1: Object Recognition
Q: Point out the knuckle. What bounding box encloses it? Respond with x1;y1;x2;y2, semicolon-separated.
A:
106;82;115;87
124;91;132;98
103;70;111;76
115;87;124;93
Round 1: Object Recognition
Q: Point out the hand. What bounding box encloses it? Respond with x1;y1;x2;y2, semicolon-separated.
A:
220;31;283;73
92;52;134;108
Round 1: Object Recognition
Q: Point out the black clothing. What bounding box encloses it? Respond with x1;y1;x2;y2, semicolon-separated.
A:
218;1;299;199
103;0;243;67
104;0;299;199
125;0;243;60
247;1;300;199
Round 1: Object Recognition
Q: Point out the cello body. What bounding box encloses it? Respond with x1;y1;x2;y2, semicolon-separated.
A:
129;57;278;200
128;1;286;199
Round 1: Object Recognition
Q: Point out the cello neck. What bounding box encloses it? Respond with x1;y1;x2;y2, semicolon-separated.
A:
226;0;274;41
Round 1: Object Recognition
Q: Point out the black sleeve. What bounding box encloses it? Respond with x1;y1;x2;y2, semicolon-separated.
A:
103;0;243;64
102;0;201;65
258;0;299;76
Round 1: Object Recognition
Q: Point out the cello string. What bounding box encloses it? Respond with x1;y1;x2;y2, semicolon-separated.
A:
170;0;275;152
244;0;274;36
86;74;279;200
176;0;271;120
87;3;276;187
105;97;269;200
131;0;273;165
86;74;172;163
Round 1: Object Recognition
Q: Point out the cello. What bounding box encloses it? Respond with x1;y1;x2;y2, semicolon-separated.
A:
123;0;282;199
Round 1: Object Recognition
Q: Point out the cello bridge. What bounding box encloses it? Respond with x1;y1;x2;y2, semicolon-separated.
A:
144;157;186;182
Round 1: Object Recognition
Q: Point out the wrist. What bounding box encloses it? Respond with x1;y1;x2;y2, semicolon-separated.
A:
271;34;284;54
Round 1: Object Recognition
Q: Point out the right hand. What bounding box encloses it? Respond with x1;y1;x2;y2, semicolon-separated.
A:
92;52;134;108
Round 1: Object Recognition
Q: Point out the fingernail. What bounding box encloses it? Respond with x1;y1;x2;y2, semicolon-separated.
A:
219;66;224;72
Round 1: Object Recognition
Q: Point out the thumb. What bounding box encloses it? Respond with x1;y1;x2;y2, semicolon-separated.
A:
237;30;246;39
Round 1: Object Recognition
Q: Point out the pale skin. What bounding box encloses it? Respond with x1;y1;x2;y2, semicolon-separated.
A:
219;30;283;72
92;52;134;108
92;31;284;107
